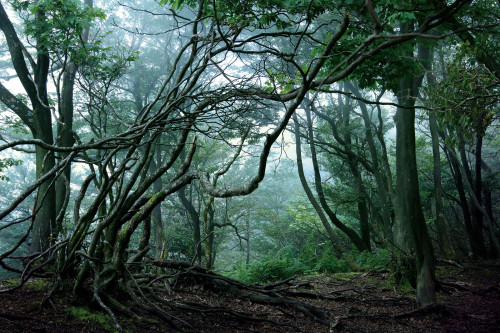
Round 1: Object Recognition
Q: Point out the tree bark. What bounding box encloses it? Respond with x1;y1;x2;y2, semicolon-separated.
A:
202;196;215;269
443;140;477;256
55;0;93;238
394;100;436;306
246;219;250;265
335;93;371;251
152;165;164;259
178;186;202;264
0;3;57;253
394;38;436;306
428;111;455;257
458;140;487;257
447;139;499;258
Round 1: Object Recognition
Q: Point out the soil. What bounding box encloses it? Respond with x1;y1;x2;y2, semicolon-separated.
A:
0;261;499;332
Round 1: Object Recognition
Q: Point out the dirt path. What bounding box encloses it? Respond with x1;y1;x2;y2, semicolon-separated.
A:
0;261;498;332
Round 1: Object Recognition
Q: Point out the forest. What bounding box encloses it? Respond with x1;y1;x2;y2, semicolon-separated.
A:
0;0;499;332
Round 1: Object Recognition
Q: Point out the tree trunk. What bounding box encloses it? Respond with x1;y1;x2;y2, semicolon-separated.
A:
483;183;498;258
148;143;164;259
202;197;215;269
421;46;455;259
348;162;371;252
56;0;93;238
152;175;164;259
56;63;77;229
246;219;250;265
395;76;436;307
302;102;368;251
471;122;498;257
336;92;371;252
444;143;475;255
178;186;202;264
337;92;371;251
393;36;436;306
0;3;57;253
458;140;487;257
31;115;56;253
428;110;455;258
138;216;151;254
31;18;56;253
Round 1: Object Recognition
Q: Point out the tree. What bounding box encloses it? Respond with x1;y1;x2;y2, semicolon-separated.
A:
343;81;396;244
0;1;56;253
0;0;486;329
427;43;499;258
294;94;371;252
55;0;94;236
0;0;108;252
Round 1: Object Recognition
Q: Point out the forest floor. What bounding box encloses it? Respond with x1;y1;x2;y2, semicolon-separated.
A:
0;260;499;332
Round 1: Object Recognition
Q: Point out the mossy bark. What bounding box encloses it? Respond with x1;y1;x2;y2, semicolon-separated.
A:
395;75;436;306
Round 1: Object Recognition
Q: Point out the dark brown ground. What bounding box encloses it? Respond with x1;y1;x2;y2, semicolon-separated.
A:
0;261;499;332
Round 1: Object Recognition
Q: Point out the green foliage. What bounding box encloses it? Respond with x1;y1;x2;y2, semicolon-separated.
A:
427;43;498;146
349;45;419;91
355;248;390;267
12;0;106;56
0;96;30;132
313;250;351;274
0;157;23;181
265;69;302;94
287;204;321;233
80;41;140;82
230;245;307;283
387;11;416;25
11;0;138;83
313;248;390;274
229;247;391;283
162;0;335;30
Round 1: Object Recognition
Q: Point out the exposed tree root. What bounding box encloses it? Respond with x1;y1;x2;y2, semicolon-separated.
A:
10;257;457;332
284;289;413;306
151;260;331;326
88;260;123;332
391;303;449;318
329;302;450;331
436;259;463;269
438;280;472;293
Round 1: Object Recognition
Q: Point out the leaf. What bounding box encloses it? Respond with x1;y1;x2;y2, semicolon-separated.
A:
173;0;185;9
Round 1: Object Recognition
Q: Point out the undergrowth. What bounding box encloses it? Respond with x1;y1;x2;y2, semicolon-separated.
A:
65;305;116;332
228;246;390;283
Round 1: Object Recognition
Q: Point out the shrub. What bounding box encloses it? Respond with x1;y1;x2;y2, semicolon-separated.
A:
356;248;390;268
313;250;351;274
245;255;307;283
227;247;392;283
